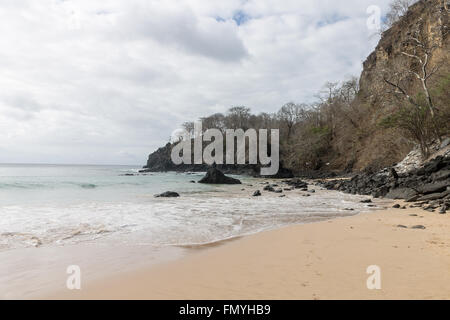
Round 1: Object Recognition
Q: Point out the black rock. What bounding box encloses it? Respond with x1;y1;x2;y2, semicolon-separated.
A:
386;188;417;200
360;199;372;203
393;204;401;208
411;225;426;230
431;170;450;181
253;190;262;197
155;191;180;198
274;189;283;194
284;178;308;189
198;168;241;185
416;181;449;195
397;225;408;229
263;185;275;192
416;189;450;202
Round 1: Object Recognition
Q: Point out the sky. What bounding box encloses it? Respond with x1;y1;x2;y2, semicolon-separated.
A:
0;0;393;165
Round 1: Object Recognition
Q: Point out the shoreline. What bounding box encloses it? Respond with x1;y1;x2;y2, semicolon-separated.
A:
1;178;384;299
47;201;450;300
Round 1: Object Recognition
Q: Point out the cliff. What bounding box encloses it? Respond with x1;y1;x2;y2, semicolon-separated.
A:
348;0;449;170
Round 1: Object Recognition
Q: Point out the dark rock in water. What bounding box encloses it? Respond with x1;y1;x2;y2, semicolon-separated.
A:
120;173;136;176
360;199;372;203
190;180;196;183
155;191;180;198
386;188;417;200
411;225;426;230
253;190;262;197
198;168;241;185
397;225;408;229
308;189;316;193
263;185;275;192
393;204;401;208
274;189;283;194
279;195;286;198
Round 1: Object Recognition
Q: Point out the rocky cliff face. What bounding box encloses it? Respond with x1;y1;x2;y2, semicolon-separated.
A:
352;0;449;170
361;0;448;95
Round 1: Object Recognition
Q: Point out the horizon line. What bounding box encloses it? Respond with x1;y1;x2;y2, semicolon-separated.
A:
0;162;143;167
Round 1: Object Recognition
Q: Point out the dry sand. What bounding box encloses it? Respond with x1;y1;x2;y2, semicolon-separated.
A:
50;202;450;300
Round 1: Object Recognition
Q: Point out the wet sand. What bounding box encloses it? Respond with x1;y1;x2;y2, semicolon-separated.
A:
48;202;450;300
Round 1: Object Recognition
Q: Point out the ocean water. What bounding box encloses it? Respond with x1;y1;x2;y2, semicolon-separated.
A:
0;164;377;251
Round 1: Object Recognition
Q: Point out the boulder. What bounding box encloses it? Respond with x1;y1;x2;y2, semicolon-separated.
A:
155;191;180;198
431;170;450;181
198;168;241;185
385;188;417;200
416;181;449;195
253;190;262;197
284;178;308;189
416;189;450;201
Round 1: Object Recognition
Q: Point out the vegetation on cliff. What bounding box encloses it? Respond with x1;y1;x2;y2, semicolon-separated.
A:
145;0;449;175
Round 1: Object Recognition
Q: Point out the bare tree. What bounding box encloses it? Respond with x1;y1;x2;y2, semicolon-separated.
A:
277;103;305;140
383;20;442;116
384;0;418;30
382;17;446;156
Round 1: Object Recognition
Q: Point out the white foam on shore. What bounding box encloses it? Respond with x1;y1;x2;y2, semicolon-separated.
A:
0;187;383;250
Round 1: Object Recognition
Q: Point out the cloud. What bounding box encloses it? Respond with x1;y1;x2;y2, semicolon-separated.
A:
0;0;392;165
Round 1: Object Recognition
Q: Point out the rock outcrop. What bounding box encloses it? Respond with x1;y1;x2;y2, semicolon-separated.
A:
198;168;242;185
321;155;450;212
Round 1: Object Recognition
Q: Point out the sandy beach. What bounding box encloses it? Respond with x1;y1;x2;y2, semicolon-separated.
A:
49;202;450;300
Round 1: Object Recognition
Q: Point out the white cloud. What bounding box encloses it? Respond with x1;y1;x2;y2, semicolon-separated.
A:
0;0;392;165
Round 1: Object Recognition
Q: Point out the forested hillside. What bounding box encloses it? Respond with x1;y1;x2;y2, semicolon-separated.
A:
144;0;449;176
